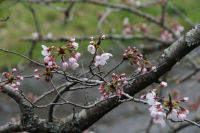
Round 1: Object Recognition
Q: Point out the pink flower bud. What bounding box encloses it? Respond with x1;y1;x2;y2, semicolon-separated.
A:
112;73;116;77
123;81;128;85
16;76;24;81
123;53;127;57
120;73;125;77
2;72;10;78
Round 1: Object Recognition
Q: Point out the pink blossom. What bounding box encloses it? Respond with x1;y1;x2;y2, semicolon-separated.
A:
72;42;79;50
69;57;77;64
71;62;79;70
123;81;128;85
62;62;68;71
177;113;187;121
69;57;79;70
74;52;81;60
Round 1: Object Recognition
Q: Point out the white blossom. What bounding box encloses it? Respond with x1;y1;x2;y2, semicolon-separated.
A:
94;53;112;67
41;45;50;56
88;45;95;54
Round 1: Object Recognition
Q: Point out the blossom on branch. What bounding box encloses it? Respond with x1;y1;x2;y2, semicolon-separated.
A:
94;53;112;67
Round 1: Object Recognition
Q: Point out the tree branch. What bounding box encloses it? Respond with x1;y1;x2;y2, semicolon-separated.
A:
59;25;200;133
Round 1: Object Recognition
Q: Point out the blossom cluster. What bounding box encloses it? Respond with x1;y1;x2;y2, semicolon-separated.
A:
87;35;113;67
123;46;156;73
98;73;128;98
141;81;189;126
123;18;152;35
35;38;81;81
0;68;24;91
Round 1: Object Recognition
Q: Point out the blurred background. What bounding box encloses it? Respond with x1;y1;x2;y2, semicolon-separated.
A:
0;0;200;133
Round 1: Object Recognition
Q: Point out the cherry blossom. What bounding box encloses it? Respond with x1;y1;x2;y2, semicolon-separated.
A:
69;57;79;70
74;52;81;60
94;53;112;67
88;44;95;54
1;69;24;91
41;45;50;56
62;61;68;71
72;42;79;50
